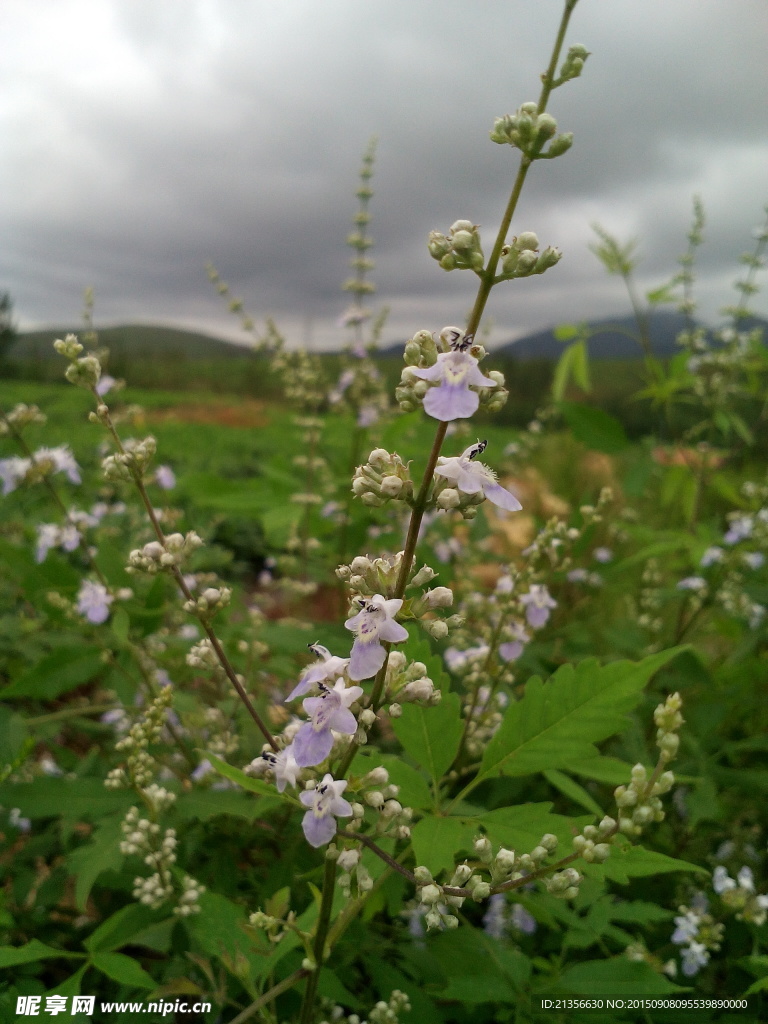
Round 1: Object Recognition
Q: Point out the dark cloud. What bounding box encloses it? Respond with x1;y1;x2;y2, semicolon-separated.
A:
2;0;766;351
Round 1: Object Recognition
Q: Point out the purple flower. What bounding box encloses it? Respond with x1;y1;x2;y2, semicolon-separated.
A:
299;774;353;847
357;404;379;428
0;456;29;495
95;374;116;397
293;679;364;767
286;643;350;701
261;743;301;792
76;580;113;624
411;343;495;421
700;546;724;567
672;909;701;945
593;547;613;563
344;594;409;681
36;524;62;563
510;903;537;934
677;576;707;593
724;514;753;545
444;644;489;672
435;441;522;511
35;446;81;485
499;623;529;662
155;465;176;490
520;584;556;628
743;552;765;570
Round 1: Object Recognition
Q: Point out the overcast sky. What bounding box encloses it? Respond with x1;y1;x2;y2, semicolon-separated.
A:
2;0;767;353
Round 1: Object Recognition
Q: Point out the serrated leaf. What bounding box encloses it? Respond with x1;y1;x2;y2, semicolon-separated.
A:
479;649;684;783
411;815;478;876
479;804;592;854
90;951;156;990
391;692;463;791
592;844;707;885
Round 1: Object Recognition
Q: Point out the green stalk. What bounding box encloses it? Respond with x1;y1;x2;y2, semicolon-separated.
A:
287;3;584;1016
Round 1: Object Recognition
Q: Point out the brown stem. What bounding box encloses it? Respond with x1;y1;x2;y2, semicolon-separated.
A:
337;829;418;886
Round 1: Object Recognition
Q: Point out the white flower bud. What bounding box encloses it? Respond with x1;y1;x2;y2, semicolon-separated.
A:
425;586;453;609
380;475;403;498
436;488;461;510
337;848;360;871
420;883;442;904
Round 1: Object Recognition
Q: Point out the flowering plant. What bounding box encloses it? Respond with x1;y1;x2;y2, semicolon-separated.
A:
1;1;767;1021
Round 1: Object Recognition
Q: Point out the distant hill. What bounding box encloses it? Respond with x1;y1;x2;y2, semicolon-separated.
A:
11;324;246;362
494;311;768;361
12;313;766;367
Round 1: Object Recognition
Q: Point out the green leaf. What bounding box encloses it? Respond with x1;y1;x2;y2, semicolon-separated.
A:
430;927;530;1003
592;844;707;885
68;815;125;911
552;344;577;402
202;752;294;804
567;756;637;785
544;769;603;816
111;608;130;645
479;804;592;854
351;750;432;809
571;339;591;393
552;957;685;995
479;649;684;783
391;692;463;791
0;777;132;821
559;401;629;453
0;647;103;700
410;815;478;876
0;705;28;765
90;951;156;990
0;939;84;967
173;789;280;822
554;323;580;342
84;905;163;954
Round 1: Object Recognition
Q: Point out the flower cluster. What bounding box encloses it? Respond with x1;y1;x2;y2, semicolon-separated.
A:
428;220;484;273
490;87;578;159
102;437;157;482
352;448;413;507
713;864;768;926
127;531;204;574
396;327;507;421
498;231;562;281
671;896;724;977
0;445;80;496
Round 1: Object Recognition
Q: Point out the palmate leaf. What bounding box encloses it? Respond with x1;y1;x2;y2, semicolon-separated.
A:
479;648;684;783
